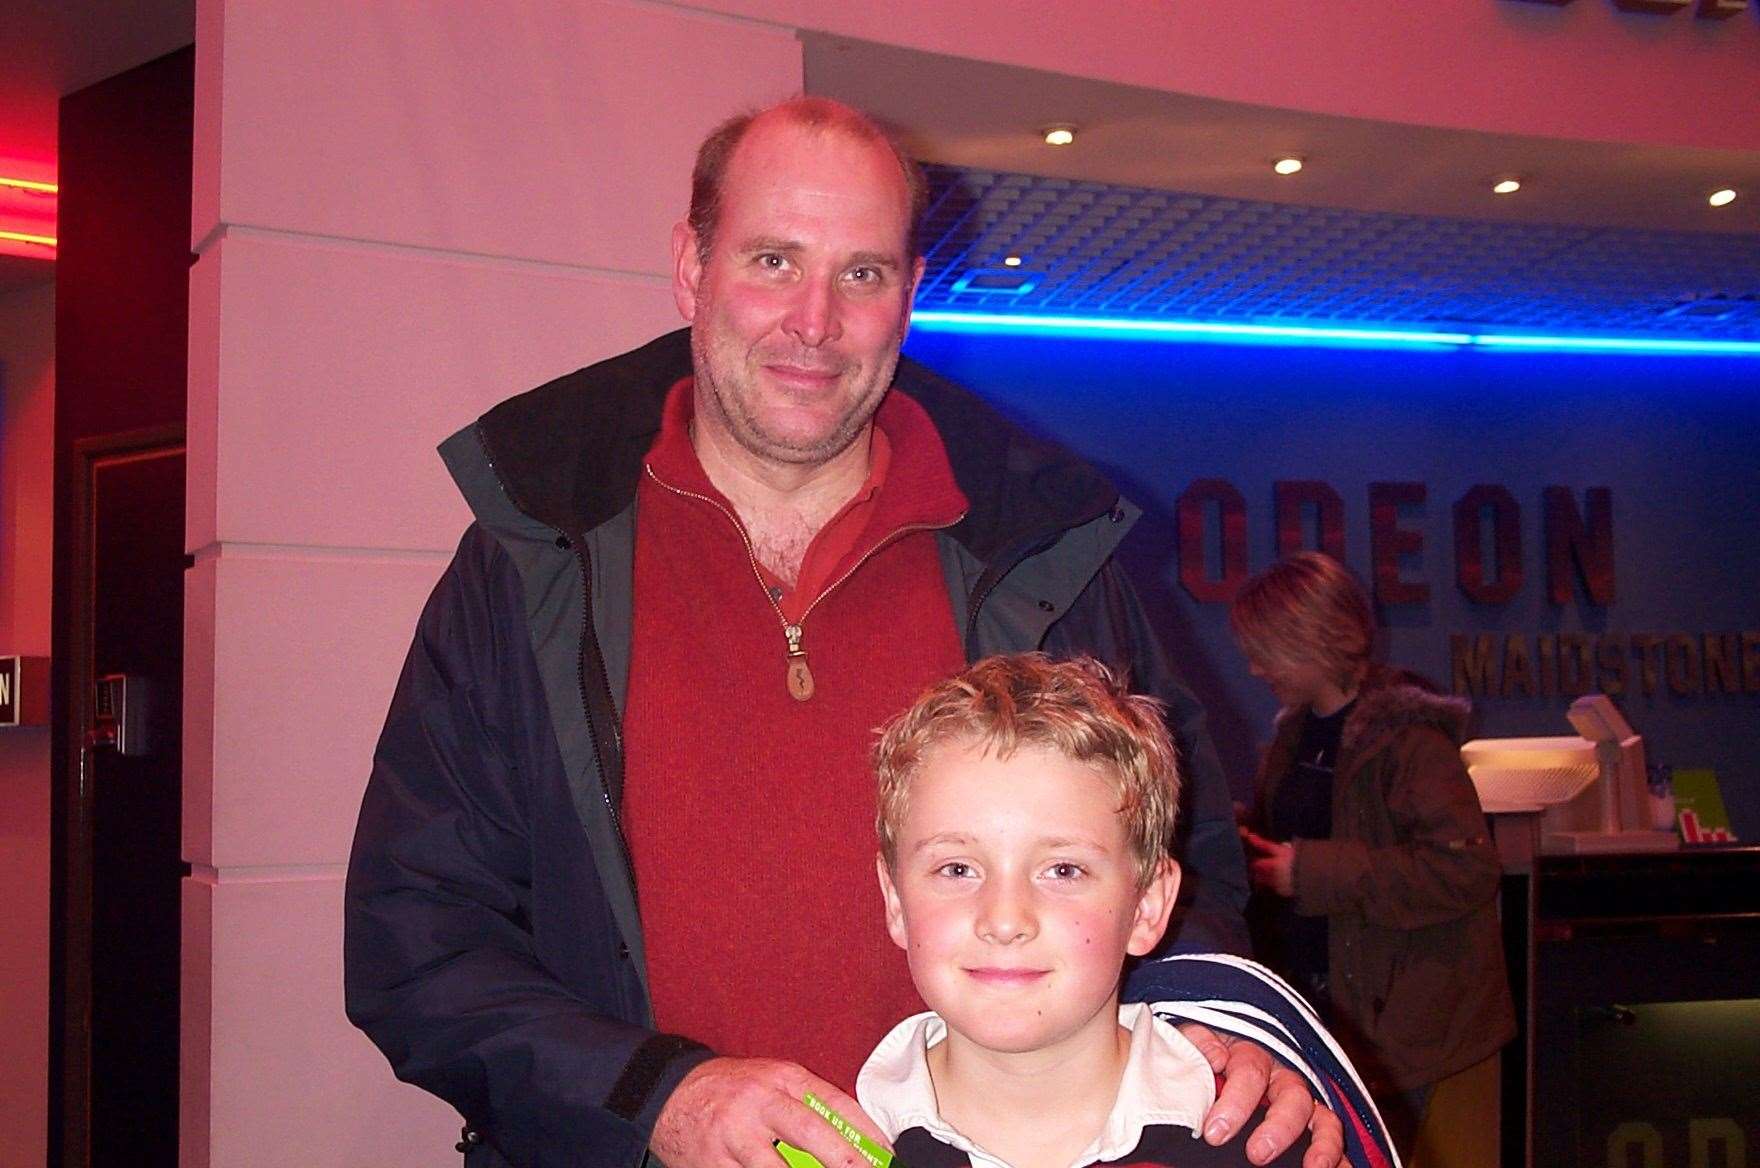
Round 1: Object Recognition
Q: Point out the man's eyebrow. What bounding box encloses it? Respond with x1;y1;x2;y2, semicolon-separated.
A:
847;250;902;271
735;236;803;256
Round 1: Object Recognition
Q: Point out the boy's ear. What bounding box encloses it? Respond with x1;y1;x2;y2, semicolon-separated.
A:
876;854;910;952
1126;858;1181;958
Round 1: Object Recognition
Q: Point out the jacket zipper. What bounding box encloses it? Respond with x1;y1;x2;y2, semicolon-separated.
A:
962;534;1048;656
644;463;962;699
471;425;642;982
567;536;640;908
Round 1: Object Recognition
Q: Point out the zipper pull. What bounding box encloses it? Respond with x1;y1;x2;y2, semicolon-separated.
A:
784;623;814;702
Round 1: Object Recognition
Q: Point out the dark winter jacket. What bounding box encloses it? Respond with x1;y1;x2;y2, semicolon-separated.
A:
1259;668;1515;1091
344;328;1250;1167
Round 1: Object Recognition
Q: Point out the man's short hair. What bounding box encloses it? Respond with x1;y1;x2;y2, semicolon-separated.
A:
873;653;1179;888
1229;551;1375;692
688;96;930;264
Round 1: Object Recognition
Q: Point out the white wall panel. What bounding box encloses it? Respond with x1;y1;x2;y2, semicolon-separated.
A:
186;876;459;1168
207;231;679;552
203;552;448;868
204;0;801;267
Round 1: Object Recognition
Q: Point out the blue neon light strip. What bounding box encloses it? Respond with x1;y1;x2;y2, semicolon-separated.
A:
1469;333;1760;356
910;310;1760;356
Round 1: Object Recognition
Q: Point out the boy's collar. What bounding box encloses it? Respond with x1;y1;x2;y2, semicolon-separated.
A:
856;1003;1216;1168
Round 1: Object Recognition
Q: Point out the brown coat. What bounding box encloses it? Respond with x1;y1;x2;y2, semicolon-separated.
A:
1256;671;1516;1091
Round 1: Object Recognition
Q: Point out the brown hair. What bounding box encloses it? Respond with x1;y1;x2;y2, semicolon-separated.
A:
1229;551;1374;692
873;653;1179;888
688;96;929;264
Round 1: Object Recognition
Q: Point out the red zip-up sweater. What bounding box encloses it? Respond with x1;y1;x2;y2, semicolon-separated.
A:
623;379;968;1091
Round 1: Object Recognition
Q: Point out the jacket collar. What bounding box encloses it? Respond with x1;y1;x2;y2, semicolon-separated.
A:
641;374;968;538
1338;667;1471;759
1266;667;1471;776
466;328;1118;560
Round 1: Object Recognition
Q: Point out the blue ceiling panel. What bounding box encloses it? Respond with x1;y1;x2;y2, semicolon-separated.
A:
914;165;1760;344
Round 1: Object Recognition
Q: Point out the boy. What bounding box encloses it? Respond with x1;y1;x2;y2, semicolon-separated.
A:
858;654;1363;1168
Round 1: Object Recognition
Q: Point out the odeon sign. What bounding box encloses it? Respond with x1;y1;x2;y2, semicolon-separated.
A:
1511;0;1751;18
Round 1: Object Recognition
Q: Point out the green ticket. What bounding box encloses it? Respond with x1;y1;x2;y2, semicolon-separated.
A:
774;1093;894;1168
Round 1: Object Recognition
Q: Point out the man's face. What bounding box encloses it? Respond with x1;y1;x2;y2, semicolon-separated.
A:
672;117;924;469
876;738;1178;1060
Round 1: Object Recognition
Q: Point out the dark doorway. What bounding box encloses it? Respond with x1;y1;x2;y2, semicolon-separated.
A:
56;429;185;1168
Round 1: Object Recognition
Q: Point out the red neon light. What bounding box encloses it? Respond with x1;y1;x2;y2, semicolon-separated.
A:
0;229;56;248
1;172;58;254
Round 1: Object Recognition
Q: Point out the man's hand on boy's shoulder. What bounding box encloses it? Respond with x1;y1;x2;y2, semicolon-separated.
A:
652;1057;889;1168
1177;1024;1345;1168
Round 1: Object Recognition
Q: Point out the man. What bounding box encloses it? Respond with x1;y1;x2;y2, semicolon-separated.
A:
345;98;1343;1168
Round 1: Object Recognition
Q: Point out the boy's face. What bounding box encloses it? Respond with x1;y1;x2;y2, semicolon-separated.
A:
876;737;1179;1060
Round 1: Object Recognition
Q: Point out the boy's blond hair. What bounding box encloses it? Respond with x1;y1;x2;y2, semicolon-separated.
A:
873;653;1179;888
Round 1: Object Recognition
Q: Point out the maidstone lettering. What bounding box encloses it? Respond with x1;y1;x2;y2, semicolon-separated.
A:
1451;631;1760;698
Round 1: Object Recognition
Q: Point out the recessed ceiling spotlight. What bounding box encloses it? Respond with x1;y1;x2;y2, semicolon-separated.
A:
1493;178;1522;195
1272;157;1304;176
1041;125;1076;147
1708;188;1738;208
1003;255;1023;267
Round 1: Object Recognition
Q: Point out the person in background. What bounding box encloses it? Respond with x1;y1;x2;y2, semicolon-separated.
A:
1229;552;1514;1156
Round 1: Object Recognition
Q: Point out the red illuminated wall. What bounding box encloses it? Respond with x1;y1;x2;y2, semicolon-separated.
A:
0;185;57;265
0;141;56;267
0;279;54;1168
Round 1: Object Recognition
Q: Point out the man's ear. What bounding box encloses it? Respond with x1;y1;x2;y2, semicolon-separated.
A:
876;853;910;952
1126;858;1182;957
899;254;927;335
671;220;703;322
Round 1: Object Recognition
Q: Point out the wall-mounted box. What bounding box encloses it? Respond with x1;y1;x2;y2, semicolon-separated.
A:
0;656;49;727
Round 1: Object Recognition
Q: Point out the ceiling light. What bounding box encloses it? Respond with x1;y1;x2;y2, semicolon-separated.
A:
1493;178;1522;195
1002;255;1023;267
0;175;57;195
1041;125;1076;147
1708;188;1737;208
1273;157;1303;176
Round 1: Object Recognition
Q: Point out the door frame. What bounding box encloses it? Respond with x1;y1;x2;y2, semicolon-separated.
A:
53;425;185;1168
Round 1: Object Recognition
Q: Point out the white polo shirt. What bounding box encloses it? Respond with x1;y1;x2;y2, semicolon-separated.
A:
856;1002;1217;1168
